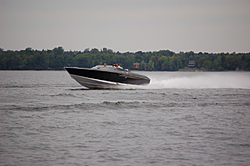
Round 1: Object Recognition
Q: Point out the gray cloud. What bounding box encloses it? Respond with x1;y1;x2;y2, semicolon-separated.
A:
1;0;249;53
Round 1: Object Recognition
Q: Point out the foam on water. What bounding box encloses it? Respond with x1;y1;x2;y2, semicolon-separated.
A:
126;72;250;89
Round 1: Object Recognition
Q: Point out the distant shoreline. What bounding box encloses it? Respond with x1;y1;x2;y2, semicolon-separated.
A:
1;69;249;72
1;47;249;71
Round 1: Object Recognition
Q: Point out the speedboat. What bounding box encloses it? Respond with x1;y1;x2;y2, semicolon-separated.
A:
65;63;150;89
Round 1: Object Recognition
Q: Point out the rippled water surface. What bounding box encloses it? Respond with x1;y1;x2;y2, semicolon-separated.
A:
1;71;250;165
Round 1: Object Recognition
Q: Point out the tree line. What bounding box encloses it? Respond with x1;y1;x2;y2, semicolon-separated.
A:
0;47;249;71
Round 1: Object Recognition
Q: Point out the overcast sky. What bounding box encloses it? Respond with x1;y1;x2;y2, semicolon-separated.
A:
1;0;249;53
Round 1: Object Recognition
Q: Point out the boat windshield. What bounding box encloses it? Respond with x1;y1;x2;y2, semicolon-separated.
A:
91;65;124;70
91;65;113;69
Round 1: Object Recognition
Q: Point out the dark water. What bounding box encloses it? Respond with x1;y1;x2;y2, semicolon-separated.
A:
1;71;250;165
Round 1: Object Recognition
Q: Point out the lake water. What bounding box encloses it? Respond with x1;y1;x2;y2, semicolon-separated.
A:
1;71;250;165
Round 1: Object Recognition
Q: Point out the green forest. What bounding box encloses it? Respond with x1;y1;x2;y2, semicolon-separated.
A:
0;47;249;71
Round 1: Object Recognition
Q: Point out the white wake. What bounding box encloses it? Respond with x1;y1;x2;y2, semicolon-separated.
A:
126;72;250;89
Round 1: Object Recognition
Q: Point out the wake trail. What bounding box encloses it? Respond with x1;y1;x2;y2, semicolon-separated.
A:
124;72;250;89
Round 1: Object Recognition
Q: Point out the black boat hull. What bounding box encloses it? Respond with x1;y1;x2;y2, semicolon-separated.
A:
65;67;150;89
